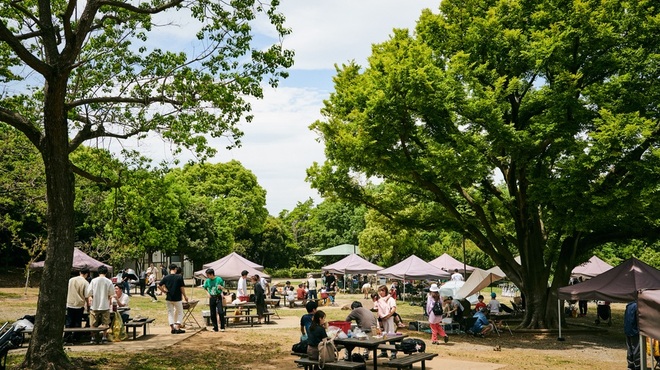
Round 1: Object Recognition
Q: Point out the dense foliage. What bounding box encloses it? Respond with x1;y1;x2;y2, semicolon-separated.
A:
308;0;660;328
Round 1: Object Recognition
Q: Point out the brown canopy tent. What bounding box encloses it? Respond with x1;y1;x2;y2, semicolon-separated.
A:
30;247;113;274
558;257;660;302
557;257;660;368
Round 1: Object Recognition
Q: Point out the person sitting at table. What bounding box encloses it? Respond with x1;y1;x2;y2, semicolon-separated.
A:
286;286;296;308
319;286;329;306
296;283;307;302
474;295;486;313
471;307;494;337
113;283;130;323
306;310;328;361
300;300;318;340
345;301;377;359
269;283;281;301
487;292;501;315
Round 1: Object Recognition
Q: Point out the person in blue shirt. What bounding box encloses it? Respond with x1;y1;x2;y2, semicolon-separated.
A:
300;300;318;340
471;307;494;337
624;301;640;370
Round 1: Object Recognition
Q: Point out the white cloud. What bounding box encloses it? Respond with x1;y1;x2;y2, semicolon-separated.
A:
106;1;438;215
274;0;439;70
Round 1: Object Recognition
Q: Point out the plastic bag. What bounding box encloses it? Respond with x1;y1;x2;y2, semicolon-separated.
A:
107;311;127;342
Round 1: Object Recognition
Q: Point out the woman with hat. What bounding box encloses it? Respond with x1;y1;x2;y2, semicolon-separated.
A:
427;283;449;344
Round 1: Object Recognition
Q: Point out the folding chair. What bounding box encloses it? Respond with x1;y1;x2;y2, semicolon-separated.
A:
492;319;513;336
182;300;201;328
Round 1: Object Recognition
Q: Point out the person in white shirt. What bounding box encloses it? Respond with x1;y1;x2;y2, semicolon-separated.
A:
450;269;464;282
307;275;318;300
487;292;501;314
86;265;114;343
237;270;249;302
286;286;297;308
113;284;131;322
65;269;90;343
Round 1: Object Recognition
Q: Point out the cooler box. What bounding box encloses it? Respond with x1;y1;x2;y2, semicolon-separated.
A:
328;321;351;334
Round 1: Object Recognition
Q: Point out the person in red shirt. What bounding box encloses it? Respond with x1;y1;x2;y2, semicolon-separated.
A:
296;283;306;300
475;295;487;312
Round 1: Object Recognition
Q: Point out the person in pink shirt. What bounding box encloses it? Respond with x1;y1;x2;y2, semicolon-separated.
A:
426;284;449;344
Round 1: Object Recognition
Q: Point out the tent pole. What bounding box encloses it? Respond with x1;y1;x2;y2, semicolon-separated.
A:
557;299;564;341
641;333;647;370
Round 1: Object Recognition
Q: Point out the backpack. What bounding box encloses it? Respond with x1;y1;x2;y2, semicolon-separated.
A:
351;353;365;363
395;338;426;354
291;339;308;354
318;337;338;368
432;301;443;316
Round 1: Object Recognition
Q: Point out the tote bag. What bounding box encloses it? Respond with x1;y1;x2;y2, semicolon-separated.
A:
318;337;338;368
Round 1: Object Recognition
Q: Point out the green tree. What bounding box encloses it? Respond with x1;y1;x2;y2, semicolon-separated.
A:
168;160;268;265
0;1;292;367
0;124;47;267
308;0;660;328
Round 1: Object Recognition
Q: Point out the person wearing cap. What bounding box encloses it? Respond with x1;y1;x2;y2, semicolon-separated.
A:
237;270;249;302
471;307;494;337
487;292;501;315
203;268;226;332
427;283;449;344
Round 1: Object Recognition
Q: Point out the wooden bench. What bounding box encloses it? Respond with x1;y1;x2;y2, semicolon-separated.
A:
21;326;109;345
224;312;273;327
124;318;155;340
383;352;438;370
294;357;366;370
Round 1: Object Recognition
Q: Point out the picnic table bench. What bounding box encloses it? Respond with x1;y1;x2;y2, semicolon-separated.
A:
382;352;438;370
224;312;273;327
124;318;155;340
294;357;366;370
20;326;109;345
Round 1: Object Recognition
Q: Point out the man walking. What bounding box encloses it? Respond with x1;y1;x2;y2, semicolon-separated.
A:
65;268;89;343
158;264;188;334
203;268;226;332
86;265;114;343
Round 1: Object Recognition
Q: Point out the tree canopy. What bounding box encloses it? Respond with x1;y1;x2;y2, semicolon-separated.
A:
308;0;660;328
0;0;292;367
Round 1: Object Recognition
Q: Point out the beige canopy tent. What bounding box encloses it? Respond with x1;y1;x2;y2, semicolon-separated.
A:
455;267;505;299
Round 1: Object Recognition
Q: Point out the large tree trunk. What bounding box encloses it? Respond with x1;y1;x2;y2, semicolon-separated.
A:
22;77;76;369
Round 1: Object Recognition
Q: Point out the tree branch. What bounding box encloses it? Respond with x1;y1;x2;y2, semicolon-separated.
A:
0;107;43;149
67;95;181;108
97;0;185;14
70;162;119;188
0;16;50;76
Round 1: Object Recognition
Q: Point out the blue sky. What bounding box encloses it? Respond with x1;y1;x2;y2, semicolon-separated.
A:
125;1;440;214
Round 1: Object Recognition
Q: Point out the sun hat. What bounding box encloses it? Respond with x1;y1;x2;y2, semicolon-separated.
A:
429;283;439;292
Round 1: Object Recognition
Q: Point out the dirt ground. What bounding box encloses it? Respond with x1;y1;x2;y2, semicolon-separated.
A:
2;283;634;370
